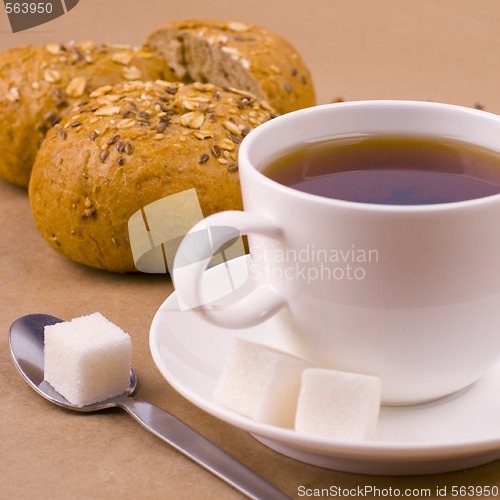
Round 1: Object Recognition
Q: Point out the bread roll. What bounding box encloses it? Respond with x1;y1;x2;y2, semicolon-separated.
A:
0;42;174;187
146;19;316;115
29;80;274;272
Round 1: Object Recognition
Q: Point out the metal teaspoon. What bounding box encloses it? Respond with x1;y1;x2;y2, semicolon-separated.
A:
9;313;290;500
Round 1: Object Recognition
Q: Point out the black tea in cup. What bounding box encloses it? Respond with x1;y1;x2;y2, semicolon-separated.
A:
262;135;500;205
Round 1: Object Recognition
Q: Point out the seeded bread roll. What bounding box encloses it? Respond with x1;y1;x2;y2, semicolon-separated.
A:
29;80;274;272
146;19;316;115
0;42;175;187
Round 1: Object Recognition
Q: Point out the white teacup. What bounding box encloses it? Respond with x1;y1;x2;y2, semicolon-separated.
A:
173;100;500;405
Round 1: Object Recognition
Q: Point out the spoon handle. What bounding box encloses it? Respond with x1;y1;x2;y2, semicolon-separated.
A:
119;398;291;500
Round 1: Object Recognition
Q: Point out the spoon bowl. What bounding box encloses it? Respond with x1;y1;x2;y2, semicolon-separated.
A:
9;314;137;411
9;313;290;500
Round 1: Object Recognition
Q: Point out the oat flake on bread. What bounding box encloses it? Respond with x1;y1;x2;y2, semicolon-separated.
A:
28;80;275;272
146;19;316;115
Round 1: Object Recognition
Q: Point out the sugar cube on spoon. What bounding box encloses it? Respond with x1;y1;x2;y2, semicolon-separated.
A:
44;312;131;407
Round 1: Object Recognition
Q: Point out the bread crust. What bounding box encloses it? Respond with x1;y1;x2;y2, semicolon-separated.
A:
146;19;316;115
29;81;274;272
0;42;174;187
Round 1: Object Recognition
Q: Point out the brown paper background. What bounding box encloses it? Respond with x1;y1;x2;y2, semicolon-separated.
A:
2;1;500;498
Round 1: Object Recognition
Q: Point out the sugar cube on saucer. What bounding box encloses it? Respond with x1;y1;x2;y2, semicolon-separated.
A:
295;368;381;440
44;312;131;407
213;338;311;427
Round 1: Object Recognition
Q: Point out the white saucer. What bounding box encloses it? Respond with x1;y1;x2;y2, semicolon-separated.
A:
149;260;500;476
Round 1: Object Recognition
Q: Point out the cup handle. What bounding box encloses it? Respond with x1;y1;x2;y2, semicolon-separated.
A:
172;210;287;328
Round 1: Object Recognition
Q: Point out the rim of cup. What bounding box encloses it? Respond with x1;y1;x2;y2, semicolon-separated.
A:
238;100;500;213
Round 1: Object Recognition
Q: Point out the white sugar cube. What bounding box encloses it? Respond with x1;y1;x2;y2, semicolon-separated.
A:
214;338;311;427
295;368;381;440
44;312;131;407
